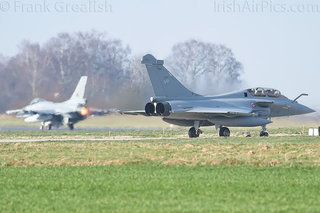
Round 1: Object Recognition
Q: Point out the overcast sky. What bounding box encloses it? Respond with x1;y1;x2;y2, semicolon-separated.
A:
1;0;320;109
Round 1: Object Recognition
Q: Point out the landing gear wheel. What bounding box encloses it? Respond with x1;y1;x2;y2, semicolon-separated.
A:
219;127;230;137
40;122;44;131
188;127;200;138
48;124;52;130
260;131;269;137
68;124;74;130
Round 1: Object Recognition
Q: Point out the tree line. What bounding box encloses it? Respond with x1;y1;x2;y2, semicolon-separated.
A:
0;30;243;112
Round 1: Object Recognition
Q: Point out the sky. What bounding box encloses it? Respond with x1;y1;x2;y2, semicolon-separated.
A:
1;0;320;109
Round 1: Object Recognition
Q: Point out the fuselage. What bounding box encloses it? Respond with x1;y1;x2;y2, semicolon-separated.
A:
24;100;83;115
138;54;315;137
21;98;88;128
6;76;89;130
152;88;314;127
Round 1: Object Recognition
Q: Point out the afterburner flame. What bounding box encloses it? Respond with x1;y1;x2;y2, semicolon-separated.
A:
80;107;89;116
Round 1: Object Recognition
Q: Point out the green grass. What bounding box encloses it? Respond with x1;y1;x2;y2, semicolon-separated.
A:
1;120;320;212
1;137;320;167
0;165;320;212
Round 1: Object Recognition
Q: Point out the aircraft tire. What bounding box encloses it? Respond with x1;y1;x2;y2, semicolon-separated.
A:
188;127;199;138
260;131;269;137
68;124;74;130
219;127;230;137
48;124;52;130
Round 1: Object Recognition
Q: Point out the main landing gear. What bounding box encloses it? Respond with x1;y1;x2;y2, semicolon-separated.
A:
188;121;202;138
40;122;52;131
187;123;269;138
188;127;203;138
260;125;269;137
219;127;230;137
68;123;74;130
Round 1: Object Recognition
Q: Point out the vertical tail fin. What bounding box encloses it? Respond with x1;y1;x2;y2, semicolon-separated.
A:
141;54;199;98
70;76;88;100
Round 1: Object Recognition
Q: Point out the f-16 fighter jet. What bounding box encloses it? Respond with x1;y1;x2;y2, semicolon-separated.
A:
7;76;90;130
123;54;315;137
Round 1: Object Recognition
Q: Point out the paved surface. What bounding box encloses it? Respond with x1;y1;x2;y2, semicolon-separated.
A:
0;137;178;143
0;125;181;143
0;126;164;131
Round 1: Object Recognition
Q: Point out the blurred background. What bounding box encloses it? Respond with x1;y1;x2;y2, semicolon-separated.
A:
0;0;319;114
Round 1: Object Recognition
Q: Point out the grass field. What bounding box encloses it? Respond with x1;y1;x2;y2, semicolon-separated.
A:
1;166;320;212
1;115;320;212
1;137;320;167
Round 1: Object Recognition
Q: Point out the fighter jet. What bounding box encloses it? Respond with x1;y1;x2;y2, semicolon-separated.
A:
6;76;90;130
123;54;315;137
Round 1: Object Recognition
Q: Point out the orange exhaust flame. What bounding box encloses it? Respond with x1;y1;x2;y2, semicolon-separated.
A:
80;107;89;116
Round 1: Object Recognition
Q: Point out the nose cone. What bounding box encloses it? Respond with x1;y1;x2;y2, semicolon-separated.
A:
294;103;315;115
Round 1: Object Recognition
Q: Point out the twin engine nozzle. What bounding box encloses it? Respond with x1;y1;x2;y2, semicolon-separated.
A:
145;102;171;116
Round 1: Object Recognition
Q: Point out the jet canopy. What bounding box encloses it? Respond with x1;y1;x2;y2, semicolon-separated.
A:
29;98;46;105
248;88;284;98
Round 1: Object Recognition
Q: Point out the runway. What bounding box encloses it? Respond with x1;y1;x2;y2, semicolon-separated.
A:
0;136;178;143
0;125;181;143
0;126;165;131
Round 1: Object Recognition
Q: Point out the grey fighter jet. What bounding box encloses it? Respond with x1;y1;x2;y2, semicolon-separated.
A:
6;76;90;130
123;54;315;137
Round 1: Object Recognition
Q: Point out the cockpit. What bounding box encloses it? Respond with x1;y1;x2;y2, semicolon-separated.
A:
29;98;46;105
247;88;285;98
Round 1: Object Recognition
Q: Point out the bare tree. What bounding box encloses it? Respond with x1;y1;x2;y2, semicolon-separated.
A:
0;52;33;111
0;31;132;112
0;34;245;113
115;55;154;109
44;30;131;105
128;55;151;92
19;41;42;97
166;39;243;95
